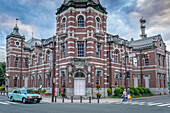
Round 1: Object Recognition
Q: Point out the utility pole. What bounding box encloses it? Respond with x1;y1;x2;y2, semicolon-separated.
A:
124;41;128;90
140;50;143;86
51;35;56;102
109;41;112;89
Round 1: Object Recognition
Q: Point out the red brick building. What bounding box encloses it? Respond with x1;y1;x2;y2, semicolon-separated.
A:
6;0;168;97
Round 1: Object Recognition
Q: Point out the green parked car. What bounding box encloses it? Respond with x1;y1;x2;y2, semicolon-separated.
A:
8;88;42;104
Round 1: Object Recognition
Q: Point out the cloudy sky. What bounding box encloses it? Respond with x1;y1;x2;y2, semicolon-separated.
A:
0;0;170;50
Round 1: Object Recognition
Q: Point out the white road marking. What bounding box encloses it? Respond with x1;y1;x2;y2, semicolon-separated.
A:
131;101;139;105
5;101;19;104
147;102;162;106
0;102;9;105
157;103;170;107
137;102;145;105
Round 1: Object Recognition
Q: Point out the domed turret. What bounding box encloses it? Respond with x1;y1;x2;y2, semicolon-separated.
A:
63;0;100;5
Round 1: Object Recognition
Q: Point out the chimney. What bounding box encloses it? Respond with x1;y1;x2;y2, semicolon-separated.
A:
140;17;147;39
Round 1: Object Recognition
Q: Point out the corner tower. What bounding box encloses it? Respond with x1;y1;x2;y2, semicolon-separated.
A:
6;19;25;90
55;0;108;98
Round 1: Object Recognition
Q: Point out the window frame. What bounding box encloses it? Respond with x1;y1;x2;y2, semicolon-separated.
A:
78;16;84;27
77;41;85;57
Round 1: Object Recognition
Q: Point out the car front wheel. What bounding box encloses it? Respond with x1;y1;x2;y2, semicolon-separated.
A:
36;101;40;103
10;97;14;102
22;98;26;104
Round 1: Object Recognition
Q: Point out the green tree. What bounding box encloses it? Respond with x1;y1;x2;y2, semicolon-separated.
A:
0;62;6;86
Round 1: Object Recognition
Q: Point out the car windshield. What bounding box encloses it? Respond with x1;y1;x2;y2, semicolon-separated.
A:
21;90;35;94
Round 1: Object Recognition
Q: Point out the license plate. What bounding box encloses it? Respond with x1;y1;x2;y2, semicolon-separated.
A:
34;99;37;101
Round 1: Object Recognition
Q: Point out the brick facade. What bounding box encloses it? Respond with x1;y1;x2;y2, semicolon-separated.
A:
6;0;168;97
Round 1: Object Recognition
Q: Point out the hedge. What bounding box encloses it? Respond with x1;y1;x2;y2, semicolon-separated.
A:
114;88;122;96
107;88;111;95
137;87;144;94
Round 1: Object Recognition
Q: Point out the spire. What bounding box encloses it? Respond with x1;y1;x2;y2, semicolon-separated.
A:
140;17;147;39
13;18;20;35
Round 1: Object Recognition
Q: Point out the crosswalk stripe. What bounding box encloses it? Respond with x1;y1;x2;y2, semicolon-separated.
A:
5;101;19;104
157;103;170;107
147;102;162;106
0;102;9;105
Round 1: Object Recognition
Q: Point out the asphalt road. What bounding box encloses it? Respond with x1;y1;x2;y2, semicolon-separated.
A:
0;95;170;113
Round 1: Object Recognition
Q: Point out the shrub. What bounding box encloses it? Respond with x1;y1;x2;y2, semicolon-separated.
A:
0;86;5;91
139;85;144;88
114;88;122;96
41;89;46;94
61;92;65;97
142;88;148;93
146;88;151;94
120;86;125;91
107;88;111;96
137;87;144;94
32;89;40;93
130;87;139;95
111;85;117;88
130;89;134;94
96;93;102;97
61;84;65;88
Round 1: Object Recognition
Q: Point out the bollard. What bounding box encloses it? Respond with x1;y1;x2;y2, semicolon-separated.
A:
55;96;57;102
89;97;91;103
71;96;73;103
80;96;82;103
62;97;64;103
97;97;99;103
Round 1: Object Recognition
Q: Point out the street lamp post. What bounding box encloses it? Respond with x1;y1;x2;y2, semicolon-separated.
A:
51;36;56;102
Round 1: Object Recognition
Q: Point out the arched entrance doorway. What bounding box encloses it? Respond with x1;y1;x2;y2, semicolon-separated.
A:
74;70;86;96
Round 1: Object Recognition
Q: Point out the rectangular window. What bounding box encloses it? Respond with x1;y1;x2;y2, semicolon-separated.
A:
107;51;109;58
32;76;35;87
40;56;43;65
61;71;65;84
163;56;165;67
133;58;137;67
47;75;50;87
158;54;161;66
114;53;118;63
6;57;9;67
15;57;19;67
77;42;84;57
96;43;101;58
25;58;29;68
14;77;17;87
61;44;66;58
145;58;149;66
107;76;109;83
96;71;101;84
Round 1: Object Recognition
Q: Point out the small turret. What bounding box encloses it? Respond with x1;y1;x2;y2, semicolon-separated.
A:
140;17;147;39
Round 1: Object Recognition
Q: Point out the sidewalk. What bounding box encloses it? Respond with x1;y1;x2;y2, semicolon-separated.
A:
41;96;122;104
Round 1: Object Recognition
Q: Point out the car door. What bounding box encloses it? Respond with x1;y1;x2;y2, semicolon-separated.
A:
12;90;18;100
17;90;22;101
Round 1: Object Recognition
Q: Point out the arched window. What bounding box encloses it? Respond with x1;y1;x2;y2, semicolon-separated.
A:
96;17;100;30
114;51;119;63
78;16;84;27
62;18;66;31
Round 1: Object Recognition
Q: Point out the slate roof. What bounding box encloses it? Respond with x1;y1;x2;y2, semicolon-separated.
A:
56;0;107;14
130;34;161;50
6;25;25;40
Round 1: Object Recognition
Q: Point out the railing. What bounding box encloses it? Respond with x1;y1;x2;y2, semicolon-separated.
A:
0;91;8;97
